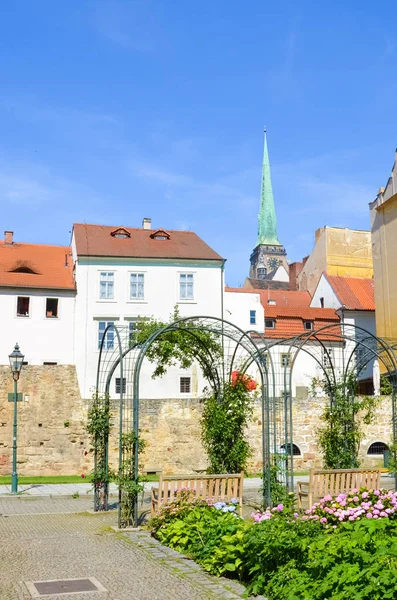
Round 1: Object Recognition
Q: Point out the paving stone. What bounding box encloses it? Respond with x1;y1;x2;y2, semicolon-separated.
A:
0;496;258;600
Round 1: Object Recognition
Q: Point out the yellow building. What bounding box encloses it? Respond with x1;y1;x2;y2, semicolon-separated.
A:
298;226;373;296
370;150;397;346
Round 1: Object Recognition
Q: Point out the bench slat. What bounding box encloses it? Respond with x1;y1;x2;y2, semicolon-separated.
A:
298;468;382;509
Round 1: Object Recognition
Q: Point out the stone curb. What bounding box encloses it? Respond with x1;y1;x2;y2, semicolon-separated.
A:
123;530;268;600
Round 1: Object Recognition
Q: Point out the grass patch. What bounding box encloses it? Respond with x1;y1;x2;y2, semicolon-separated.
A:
0;475;87;485
0;473;160;485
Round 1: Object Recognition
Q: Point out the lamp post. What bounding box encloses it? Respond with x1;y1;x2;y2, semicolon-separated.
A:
8;343;24;494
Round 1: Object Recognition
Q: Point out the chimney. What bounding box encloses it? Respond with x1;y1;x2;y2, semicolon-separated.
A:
142;218;151;230
288;261;303;291
4;230;13;245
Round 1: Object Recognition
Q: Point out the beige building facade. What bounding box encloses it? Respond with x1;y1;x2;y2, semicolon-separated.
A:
370;151;397;347
298;226;373;296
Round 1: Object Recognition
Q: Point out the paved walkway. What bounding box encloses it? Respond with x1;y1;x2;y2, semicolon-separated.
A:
0;477;270;497
0;496;266;600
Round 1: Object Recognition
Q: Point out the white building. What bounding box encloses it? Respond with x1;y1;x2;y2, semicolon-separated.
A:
311;274;376;385
71;220;225;399
225;286;342;397
0;230;75;366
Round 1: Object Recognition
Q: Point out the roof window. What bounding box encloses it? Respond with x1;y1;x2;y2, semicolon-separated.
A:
304;321;314;331
150;228;170;240
9;260;39;275
110;227;131;238
265;318;275;329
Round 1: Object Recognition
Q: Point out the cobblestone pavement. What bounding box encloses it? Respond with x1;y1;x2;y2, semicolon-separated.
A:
0;497;266;600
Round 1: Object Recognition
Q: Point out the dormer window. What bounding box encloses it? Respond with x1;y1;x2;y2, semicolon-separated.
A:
110;227;131;239
150;228;170;241
304;321;314;331
267;299;276;305
9;260;39;275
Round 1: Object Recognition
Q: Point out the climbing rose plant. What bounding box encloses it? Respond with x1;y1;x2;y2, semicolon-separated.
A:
201;372;256;474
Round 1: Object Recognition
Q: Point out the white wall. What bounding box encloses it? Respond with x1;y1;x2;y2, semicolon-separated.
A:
310;274;341;309
73;253;224;398
224;291;263;333
0;288;75;366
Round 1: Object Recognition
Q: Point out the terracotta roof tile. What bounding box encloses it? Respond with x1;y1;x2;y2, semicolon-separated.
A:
325;275;375;311
264;306;340;340
73;223;224;261
0;241;75;290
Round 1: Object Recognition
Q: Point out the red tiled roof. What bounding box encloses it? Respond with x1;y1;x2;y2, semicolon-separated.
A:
73;223;224;261
264;306;340;340
0;241;75;290
225;288;311;308
325;275;375;311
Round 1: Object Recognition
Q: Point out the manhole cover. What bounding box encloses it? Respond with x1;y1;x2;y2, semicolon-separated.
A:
24;577;107;597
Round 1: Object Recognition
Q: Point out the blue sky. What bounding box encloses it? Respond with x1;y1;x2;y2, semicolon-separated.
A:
1;1;396;286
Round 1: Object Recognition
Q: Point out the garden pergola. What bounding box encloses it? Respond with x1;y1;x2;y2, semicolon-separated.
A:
93;317;397;528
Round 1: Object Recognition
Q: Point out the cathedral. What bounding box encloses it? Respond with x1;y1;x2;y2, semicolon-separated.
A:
244;131;290;290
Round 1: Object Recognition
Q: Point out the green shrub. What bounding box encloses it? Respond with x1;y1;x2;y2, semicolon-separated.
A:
151;498;397;599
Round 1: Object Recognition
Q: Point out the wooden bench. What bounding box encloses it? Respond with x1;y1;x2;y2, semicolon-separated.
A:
151;472;244;516
297;468;382;509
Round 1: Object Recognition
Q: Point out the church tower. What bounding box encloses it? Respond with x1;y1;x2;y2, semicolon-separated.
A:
248;130;288;284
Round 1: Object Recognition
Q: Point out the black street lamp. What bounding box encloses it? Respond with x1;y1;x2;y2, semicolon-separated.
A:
8;343;24;494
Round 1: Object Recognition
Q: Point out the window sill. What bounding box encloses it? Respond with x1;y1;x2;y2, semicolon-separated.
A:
96;300;117;303
16;315;30;318
126;300;148;304
177;300;197;304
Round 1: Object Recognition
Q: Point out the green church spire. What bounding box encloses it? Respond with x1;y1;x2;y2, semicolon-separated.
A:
256;129;281;247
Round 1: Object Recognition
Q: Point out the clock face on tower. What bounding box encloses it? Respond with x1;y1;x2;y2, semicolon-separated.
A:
268;257;280;271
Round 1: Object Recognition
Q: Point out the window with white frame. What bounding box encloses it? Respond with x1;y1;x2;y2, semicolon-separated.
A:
179;273;194;300
265;318;275;329
323;348;333;369
250;310;256;325
99;272;114;299
46;298;58;318
281;353;291;368
98;321;115;350
130;273;144;300
128;320;138;345
17;296;30;317
304;321;314;331
180;376;191;393
115;377;126;394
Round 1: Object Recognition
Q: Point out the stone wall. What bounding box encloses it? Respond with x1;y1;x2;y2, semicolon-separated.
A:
0;366;91;476
0;366;393;475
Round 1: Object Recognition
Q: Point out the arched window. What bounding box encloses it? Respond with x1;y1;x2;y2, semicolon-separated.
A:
367;442;389;455
280;443;301;456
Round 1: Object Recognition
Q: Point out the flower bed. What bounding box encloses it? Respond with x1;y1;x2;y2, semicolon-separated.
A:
150;488;397;599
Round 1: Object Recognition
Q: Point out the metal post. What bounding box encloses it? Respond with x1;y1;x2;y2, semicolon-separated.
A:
11;377;18;494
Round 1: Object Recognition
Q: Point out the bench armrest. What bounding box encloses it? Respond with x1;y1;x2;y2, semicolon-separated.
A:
297;481;309;491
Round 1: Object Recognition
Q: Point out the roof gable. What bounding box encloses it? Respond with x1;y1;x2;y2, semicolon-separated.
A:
325;275;375;311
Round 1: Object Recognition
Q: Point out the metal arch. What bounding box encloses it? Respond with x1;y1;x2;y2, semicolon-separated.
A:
284;321;397;487
94;323;124;512
131;316;271;524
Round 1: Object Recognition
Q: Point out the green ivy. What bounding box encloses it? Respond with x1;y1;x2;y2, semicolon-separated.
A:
86;392;112;509
117;431;146;527
316;372;379;469
201;377;254;473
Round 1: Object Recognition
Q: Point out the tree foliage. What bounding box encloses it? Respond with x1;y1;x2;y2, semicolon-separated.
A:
133;307;222;383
